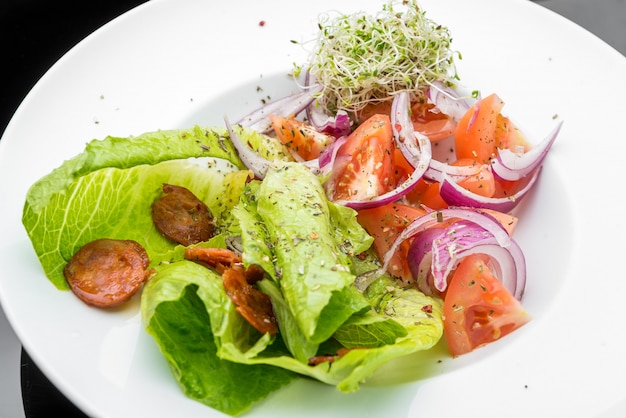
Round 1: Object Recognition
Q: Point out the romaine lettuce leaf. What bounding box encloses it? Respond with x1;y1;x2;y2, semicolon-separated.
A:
22;126;255;289
141;261;297;416
332;309;408;349
24;126;244;213
233;162;373;348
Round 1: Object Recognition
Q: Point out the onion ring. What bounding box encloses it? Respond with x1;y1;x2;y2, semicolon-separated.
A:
439;168;541;213
492;121;562;181
236;85;322;133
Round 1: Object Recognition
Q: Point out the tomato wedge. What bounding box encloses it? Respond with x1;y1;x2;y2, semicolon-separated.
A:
269;114;334;160
326;114;395;202
443;254;531;356
455;93;531;165
357;100;456;142
452;159;496;198
357;202;427;282
410;101;456;142
403;178;447;210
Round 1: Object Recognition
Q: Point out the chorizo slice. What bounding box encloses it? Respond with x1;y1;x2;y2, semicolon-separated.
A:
184;246;275;333
184;247;265;284
63;238;152;308
222;265;278;336
152;184;214;246
184;247;242;273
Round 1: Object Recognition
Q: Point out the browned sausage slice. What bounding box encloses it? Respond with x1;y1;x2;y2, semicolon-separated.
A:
222;265;278;336
63;238;152;308
184;247;265;284
184;246;242;271
152;184;214;246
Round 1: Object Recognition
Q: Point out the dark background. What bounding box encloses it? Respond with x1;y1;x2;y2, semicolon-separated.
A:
1;0;148;139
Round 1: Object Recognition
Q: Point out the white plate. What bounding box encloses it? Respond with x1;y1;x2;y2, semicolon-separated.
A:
1;0;625;416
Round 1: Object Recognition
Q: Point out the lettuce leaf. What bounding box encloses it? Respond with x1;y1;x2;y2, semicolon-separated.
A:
24;126;243;213
142;261;297;416
233;162;373;350
22;126;253;289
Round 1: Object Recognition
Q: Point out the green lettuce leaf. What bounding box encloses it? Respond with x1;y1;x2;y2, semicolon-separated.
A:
22;126;255;289
142;261;297;416
24;126;244;213
332;309;408;349
233;162;373;348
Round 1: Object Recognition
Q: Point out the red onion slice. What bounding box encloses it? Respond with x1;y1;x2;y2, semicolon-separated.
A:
407;219;526;298
356;207;514;291
318;135;347;169
407;226;447;295
430;221;493;289
236;85;322;133
425;160;484;182
394;207;511;260
492;121;562;181
224;117;273;179
303;70;352;137
306;106;352;138
392;91;433;169
300;135;348;177
439;168;541;213
426;81;472;122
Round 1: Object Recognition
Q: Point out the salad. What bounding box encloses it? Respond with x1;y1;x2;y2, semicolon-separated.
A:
21;1;561;416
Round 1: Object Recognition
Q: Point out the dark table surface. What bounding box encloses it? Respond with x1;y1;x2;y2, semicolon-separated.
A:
2;3;147;415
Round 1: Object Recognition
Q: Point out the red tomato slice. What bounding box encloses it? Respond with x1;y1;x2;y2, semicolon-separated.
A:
479;208;518;236
492;171;536;199
455;94;531;165
357;202;427;282
391;148;413;186
404;178;448;210
443;254;531;356
357;100;456;142
494;113;531;154
269;114;334;160
402;158;495;210
327;114;395;202
410;101;456;142
453;159;496;198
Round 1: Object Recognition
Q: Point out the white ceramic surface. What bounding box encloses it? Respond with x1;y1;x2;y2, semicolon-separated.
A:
1;0;625;416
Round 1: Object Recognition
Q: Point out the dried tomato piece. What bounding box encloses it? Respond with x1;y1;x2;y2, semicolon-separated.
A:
308;348;355;366
222;265;277;336
243;263;266;284
184;246;275;333
184;247;242;273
